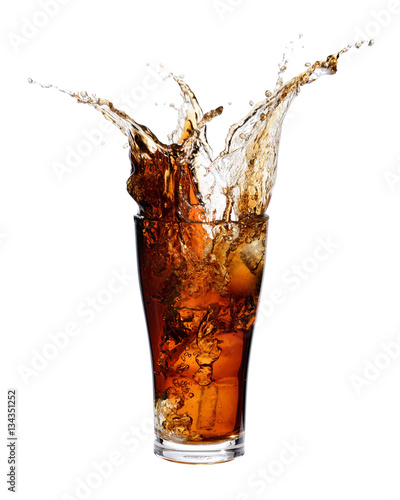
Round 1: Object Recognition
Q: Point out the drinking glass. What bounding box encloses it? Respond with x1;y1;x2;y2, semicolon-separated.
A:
135;215;268;463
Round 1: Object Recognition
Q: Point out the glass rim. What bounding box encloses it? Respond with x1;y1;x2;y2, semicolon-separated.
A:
134;214;269;224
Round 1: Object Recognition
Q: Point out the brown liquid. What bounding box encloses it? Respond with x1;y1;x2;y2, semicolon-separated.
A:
32;43;371;444
135;216;267;442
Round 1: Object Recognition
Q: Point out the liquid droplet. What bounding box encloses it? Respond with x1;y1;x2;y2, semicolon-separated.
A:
368;39;375;46
249;100;254;106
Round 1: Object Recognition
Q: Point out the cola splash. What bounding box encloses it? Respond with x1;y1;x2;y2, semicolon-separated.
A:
30;48;355;222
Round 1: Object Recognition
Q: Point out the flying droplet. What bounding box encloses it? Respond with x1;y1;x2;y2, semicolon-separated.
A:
249;100;254;106
355;42;362;49
228;101;232;105
305;62;311;67
28;78;33;84
123;143;129;148
368;39;375;46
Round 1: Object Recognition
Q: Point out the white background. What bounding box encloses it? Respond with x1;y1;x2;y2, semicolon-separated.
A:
2;0;400;499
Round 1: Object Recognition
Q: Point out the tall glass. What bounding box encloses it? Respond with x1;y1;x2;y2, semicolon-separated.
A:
135;215;268;464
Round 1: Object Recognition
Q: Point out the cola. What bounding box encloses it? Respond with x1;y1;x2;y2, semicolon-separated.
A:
135;216;267;452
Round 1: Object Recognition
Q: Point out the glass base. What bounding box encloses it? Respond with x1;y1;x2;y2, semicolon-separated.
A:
154;434;245;464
